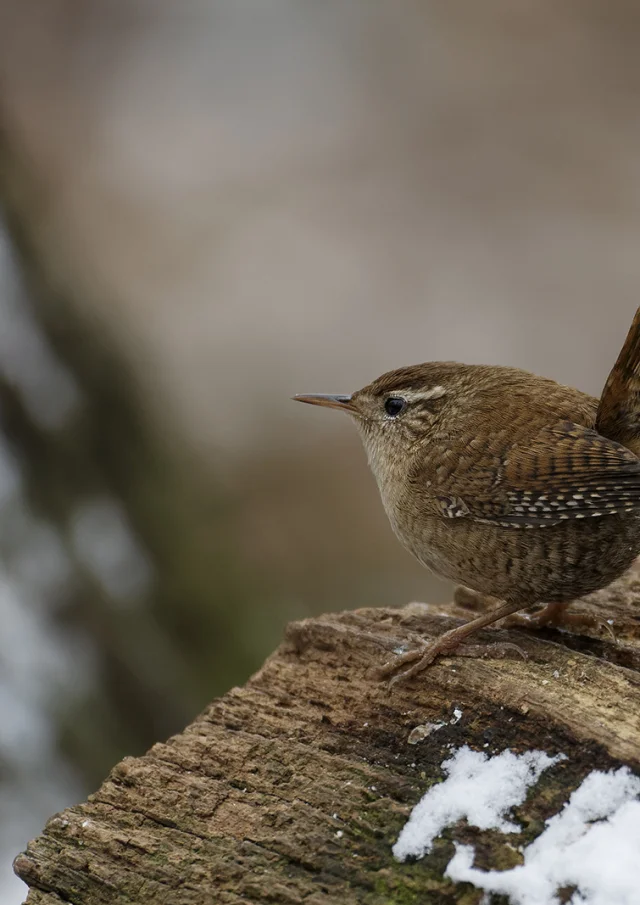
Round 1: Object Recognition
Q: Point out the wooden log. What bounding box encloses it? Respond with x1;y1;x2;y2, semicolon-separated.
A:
15;567;640;904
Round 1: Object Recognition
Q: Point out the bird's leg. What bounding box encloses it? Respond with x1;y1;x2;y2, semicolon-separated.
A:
376;599;529;688
503;601;598;631
453;586;496;612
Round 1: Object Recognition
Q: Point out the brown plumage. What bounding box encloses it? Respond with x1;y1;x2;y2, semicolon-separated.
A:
294;307;640;684
597;306;640;456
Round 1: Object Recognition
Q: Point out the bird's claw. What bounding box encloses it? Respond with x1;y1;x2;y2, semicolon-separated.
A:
377;637;528;690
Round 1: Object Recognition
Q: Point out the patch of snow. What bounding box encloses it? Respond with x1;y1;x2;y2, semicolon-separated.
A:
450;708;463;724
71;498;153;604
393;745;564;861
446;766;640;905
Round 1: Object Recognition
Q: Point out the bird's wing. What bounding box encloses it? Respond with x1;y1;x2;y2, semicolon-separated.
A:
436;420;640;527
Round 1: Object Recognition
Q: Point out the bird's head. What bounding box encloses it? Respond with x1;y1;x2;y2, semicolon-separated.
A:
294;362;469;484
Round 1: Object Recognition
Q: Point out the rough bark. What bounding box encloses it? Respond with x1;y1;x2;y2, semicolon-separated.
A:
15;568;640;905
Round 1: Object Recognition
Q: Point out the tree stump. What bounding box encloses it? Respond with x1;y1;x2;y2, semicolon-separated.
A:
15;568;640;904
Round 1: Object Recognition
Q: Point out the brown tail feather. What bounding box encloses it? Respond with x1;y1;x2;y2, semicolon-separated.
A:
596;306;640;456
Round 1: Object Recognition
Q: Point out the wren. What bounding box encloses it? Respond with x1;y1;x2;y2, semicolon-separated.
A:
294;307;640;685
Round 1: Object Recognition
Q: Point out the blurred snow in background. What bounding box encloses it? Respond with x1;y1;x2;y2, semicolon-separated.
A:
0;228;85;902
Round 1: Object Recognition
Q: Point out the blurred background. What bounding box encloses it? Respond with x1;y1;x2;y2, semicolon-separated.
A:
1;0;640;901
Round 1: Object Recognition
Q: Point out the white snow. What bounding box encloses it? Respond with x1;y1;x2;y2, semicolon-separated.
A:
393;745;563;861
393;746;640;905
446;766;640;905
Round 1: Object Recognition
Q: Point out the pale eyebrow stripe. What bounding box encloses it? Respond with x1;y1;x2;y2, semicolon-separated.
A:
409;385;446;402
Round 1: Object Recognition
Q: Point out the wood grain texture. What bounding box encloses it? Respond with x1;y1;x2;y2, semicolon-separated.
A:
15;568;640;904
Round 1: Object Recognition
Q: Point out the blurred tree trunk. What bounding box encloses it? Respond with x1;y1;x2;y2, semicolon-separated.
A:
0;127;261;786
15;577;640;903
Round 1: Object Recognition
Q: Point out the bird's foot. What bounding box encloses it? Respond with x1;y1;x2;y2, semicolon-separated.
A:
374;617;528;689
453;641;529;661
503;601;598;631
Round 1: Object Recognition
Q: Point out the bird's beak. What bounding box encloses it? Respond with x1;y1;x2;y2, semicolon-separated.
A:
293;393;355;413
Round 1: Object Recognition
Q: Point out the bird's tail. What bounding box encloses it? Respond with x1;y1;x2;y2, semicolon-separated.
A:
596;306;640;457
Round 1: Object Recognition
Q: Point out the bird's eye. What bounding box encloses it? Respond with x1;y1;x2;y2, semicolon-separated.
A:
384;396;406;417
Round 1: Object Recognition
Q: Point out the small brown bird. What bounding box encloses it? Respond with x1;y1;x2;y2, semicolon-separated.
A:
294;307;640;685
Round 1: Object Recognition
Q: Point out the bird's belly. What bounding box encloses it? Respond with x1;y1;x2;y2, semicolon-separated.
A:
394;513;640;604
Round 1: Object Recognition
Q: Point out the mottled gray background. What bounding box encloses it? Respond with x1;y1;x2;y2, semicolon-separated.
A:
1;1;640;901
